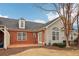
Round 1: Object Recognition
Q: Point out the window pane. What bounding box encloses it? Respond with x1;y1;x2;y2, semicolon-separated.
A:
21;21;24;27
57;32;59;40
18;32;21;36
52;36;55;40
23;32;26;36
23;32;26;40
53;27;59;31
52;31;59;40
52;32;55;40
17;32;26;40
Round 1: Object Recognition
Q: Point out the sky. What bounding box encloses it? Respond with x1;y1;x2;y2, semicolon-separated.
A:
0;3;58;23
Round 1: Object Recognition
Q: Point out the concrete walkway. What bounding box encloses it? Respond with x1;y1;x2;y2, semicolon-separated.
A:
8;44;38;48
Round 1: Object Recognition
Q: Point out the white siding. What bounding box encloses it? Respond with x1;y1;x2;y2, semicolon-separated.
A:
45;19;66;45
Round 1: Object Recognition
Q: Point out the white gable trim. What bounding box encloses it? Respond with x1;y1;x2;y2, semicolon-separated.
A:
45;17;60;29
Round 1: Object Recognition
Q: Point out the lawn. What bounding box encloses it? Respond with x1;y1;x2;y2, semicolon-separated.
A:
0;47;79;56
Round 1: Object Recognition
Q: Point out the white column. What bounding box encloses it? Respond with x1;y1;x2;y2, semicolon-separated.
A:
4;27;10;49
38;32;42;46
4;29;7;49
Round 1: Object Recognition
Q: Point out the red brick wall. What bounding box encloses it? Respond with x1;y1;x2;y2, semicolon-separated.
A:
9;30;38;45
42;30;45;46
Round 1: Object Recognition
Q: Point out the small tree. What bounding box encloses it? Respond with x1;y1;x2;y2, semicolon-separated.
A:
76;4;79;47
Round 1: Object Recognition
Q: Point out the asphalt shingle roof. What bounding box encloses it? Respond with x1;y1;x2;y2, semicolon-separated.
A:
44;17;59;26
0;17;44;31
0;17;59;31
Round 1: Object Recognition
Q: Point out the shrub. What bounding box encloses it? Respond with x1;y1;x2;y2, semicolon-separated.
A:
74;39;78;45
48;43;51;46
57;43;66;48
53;43;58;46
74;39;78;43
63;40;66;44
53;43;66;48
44;43;46;46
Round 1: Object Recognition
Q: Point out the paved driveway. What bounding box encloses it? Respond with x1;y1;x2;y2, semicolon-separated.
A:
0;47;79;56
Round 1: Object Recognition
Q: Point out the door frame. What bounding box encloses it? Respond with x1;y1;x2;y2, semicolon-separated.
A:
38;32;42;46
0;29;4;48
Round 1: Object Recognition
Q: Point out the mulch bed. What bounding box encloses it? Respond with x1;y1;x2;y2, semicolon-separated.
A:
44;46;79;50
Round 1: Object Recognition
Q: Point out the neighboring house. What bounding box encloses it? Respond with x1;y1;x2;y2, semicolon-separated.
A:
0;17;77;49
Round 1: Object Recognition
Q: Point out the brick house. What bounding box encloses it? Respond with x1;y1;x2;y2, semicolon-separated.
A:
0;17;77;49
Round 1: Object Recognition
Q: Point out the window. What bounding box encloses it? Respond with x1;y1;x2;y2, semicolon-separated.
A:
17;32;26;41
19;20;25;29
52;27;59;40
21;21;24;27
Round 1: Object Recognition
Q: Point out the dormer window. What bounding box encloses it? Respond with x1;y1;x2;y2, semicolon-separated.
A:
21;20;24;27
19;18;25;29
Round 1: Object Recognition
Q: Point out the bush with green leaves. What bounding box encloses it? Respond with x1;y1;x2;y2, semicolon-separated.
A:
74;39;78;45
53;43;66;48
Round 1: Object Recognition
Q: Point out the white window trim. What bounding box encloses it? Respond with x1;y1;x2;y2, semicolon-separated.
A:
19;20;25;29
52;31;59;40
52;27;59;40
38;32;42;43
17;32;27;41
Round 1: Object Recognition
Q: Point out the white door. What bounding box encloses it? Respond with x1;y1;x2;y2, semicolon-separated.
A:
38;32;42;46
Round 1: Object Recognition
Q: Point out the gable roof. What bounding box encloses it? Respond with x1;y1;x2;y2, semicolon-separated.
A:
44;17;59;27
0;17;59;31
